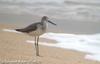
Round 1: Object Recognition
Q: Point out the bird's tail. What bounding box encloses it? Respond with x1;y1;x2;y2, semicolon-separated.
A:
15;28;27;33
15;29;23;32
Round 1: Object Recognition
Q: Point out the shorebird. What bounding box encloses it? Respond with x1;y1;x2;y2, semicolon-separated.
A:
15;16;56;56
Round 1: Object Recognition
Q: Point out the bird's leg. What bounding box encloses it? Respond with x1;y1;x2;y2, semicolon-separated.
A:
36;36;40;56
34;36;37;50
34;36;37;56
35;36;38;56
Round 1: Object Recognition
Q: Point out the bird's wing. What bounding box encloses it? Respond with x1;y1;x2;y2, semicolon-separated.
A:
16;22;40;33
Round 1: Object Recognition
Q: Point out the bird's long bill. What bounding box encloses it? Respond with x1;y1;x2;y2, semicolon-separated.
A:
48;20;56;25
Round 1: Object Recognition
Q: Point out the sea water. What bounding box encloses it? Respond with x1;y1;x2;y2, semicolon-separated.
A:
41;33;100;61
0;0;100;34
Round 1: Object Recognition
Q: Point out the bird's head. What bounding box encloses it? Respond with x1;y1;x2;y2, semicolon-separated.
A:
41;16;56;25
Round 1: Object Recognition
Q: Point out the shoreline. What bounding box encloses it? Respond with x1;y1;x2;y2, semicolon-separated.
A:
0;23;100;64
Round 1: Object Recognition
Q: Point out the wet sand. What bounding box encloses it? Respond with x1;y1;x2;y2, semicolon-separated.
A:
0;23;100;64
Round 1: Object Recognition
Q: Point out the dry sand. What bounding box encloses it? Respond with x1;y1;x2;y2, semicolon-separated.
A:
0;23;100;64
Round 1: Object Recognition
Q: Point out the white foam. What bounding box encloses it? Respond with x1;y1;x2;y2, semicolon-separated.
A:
26;40;56;47
38;33;100;61
85;54;100;61
2;29;22;34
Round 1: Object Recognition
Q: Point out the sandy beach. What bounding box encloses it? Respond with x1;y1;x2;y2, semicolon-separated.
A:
0;23;100;64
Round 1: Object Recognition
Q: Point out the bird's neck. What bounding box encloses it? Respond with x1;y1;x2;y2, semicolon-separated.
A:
41;20;47;29
41;20;46;25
